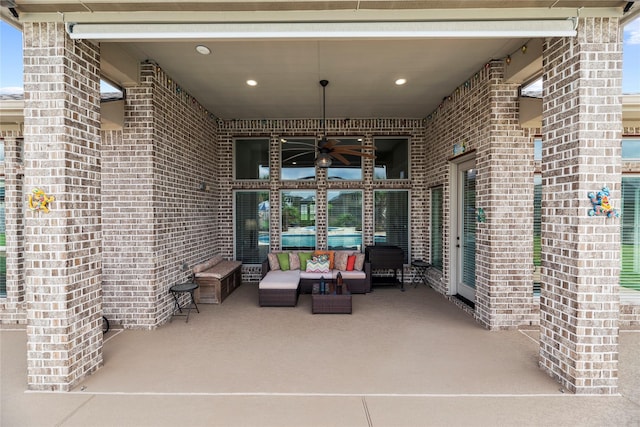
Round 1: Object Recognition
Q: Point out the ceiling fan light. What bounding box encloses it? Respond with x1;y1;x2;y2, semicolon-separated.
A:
316;152;332;168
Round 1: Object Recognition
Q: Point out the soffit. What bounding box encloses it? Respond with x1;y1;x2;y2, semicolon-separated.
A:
3;1;634;120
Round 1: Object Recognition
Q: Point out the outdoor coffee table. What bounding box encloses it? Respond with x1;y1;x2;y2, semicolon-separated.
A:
311;282;352;314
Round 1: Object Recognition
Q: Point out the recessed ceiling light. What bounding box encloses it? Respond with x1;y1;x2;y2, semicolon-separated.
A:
195;45;211;55
395;78;407;85
247;80;258;86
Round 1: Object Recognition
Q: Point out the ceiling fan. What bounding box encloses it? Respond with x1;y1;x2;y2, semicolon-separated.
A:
282;80;376;168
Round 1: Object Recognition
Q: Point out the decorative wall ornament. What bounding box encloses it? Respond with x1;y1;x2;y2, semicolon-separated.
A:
453;142;466;156
28;188;55;213
588;187;619;218
477;208;486;223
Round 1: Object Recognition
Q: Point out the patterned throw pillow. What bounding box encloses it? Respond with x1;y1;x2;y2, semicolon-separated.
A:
267;253;280;271
289;252;301;270
334;251;351;271
354;253;366;271
306;256;330;273
313;250;335;269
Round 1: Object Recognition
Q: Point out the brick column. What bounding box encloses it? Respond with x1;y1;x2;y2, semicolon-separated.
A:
475;62;536;329
540;17;622;394
23;22;102;391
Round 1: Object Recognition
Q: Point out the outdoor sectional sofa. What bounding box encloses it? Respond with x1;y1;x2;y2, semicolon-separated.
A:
259;250;372;307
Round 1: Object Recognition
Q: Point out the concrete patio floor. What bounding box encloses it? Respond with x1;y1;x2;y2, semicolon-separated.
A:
2;283;639;426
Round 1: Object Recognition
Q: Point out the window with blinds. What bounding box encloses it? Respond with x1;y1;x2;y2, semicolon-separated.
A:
533;174;542;294
281;190;316;250
235;191;270;264
462;168;476;290
374;190;409;263
430;186;443;270
327;190;363;250
0;179;7;297
621;176;640;292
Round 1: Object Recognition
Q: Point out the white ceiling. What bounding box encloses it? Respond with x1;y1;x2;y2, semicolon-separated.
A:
120;37;526;120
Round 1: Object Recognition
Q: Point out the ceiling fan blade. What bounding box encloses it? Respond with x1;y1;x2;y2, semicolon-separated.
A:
332;145;371;151
322;139;339;149
283;151;314;163
284;140;318;149
330;152;351;166
334;149;376;159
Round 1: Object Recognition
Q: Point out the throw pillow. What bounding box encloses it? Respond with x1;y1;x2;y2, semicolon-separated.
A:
277;252;290;271
298;252;313;271
306;256;330;273
346;255;356;271
354;253;366;271
313;250;335;269
289;252;301;270
334;251;351;271
267;253;280;271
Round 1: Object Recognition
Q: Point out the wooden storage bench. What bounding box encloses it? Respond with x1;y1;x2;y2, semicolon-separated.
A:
193;255;242;304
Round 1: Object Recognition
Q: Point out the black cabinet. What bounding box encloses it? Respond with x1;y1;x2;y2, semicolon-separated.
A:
365;245;405;290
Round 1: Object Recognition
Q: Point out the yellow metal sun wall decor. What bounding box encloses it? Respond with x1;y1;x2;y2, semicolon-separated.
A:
28;188;55;213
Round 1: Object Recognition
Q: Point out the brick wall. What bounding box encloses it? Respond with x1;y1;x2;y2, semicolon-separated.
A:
22;22;103;391
539;17;622;394
0;134;26;324
423;61;537;329
101;64;218;328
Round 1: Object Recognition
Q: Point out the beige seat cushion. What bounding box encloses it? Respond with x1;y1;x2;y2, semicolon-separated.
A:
193;255;224;273
195;260;241;279
259;270;300;290
334;270;366;279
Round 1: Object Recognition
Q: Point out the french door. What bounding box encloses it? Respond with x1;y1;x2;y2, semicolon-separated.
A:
454;158;476;302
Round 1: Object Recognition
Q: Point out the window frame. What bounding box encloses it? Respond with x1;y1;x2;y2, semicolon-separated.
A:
621;173;640;303
326;137;365;181
430;186;444;271
280;189;317;251
233;137;270;181
327;190;364;251
280;137;317;181
373;137;410;181
233;190;270;265
373;189;410;264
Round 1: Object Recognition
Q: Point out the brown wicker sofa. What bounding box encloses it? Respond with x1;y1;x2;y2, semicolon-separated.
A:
259;250;371;307
193;255;242;304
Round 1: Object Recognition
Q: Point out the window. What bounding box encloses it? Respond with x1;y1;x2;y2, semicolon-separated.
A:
534;138;542;161
622;138;640;160
234;138;269;180
621;176;640;293
281;137;316;180
533;174;542;295
0;179;5;297
374;190;409;263
281;190;316;250
374;137;409;180
327;138;364;181
327;190;362;250
430;186;443;270
235;191;270;264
